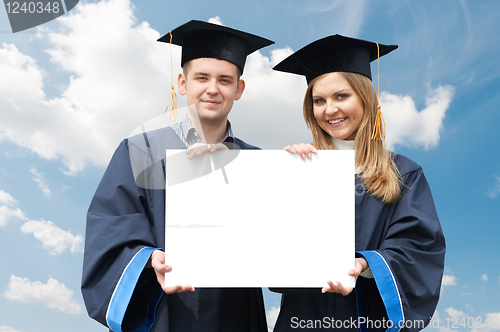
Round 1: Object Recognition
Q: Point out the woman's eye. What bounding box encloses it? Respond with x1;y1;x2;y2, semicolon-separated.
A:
337;94;348;100
313;99;325;104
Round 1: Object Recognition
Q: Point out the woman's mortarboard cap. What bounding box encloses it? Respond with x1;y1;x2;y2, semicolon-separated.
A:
158;20;274;73
272;34;397;84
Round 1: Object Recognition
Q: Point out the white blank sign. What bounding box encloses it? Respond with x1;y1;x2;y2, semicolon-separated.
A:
165;150;355;288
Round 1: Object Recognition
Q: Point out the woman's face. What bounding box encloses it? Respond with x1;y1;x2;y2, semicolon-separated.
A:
312;72;364;141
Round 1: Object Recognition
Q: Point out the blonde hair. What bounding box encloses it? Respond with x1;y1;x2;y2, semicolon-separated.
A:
303;72;401;204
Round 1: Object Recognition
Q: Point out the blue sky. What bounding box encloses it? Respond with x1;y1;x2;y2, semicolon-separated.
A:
1;1;500;331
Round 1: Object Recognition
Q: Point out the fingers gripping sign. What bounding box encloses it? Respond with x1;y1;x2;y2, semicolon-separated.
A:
283;143;317;160
185;142;229;159
149;250;195;294
321;258;367;296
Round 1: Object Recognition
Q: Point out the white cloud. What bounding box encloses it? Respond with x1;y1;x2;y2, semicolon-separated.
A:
488;176;500;199
30;167;51;197
440;308;500;332
471;312;500;332
0;190;82;253
230;47;313;149
483;312;500;330
445;307;466;321
0;0;174;174
383;85;454;150
442;274;457;286
266;306;280;329
208;16;224;26
4;275;81;314
0;190;18;206
20;219;83;255
0;190;26;226
482;274;489;282
431;310;458;332
0;327;26;332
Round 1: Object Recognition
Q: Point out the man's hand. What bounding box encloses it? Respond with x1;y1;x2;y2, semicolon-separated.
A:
186;143;228;159
149;250;195;294
321;258;368;296
283;143;317;160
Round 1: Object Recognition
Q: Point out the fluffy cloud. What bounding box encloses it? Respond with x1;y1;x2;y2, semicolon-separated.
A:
471;313;500;332
20;219;83;255
440;308;500;332
208;16;224;25
442;274;457;286
0;189;18;206
445;307;466;321
482;312;500;330
482;274;489;282
266;306;280;329
382;85;454;150
4;275;82;314
0;327;26;332
0;189;82;254
0;190;26;226
230;46;312;149
30;167;51;197
488;176;500;199
0;0;174;174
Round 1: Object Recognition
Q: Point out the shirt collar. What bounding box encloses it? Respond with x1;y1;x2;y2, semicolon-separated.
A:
180;117;234;145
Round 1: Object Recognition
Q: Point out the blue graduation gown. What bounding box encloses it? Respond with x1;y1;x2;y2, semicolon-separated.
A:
271;154;445;332
81;127;267;332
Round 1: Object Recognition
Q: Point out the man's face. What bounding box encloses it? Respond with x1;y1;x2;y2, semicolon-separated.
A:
178;58;245;126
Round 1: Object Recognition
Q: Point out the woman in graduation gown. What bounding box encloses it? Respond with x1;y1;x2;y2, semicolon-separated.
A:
271;35;445;332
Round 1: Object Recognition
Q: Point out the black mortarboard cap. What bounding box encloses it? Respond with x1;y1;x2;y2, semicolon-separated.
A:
273;34;397;84
158;20;274;73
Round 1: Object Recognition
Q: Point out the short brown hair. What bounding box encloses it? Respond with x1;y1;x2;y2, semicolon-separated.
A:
182;58;242;80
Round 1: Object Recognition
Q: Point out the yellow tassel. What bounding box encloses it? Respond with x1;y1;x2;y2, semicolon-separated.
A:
163;30;182;120
371;42;385;141
165;84;179;120
371;103;386;140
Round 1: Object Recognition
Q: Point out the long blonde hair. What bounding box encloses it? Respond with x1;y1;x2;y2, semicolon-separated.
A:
303;72;401;204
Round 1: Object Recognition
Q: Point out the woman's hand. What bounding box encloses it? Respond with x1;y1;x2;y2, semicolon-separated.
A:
186;143;228;159
283;143;317;160
321;257;368;296
148;250;195;294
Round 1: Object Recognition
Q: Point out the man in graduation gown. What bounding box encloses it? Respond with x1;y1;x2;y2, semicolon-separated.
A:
81;20;274;332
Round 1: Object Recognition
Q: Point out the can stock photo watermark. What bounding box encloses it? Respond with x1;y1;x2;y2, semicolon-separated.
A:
3;0;79;33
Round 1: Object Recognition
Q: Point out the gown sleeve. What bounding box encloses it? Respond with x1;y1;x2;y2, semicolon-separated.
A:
81;140;163;332
356;164;445;332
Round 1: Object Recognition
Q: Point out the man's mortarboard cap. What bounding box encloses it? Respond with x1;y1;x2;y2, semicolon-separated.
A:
158;20;274;73
273;34;397;84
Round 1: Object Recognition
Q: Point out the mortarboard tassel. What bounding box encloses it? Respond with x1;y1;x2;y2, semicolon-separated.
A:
164;31;181;120
371;42;385;141
372;104;386;140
